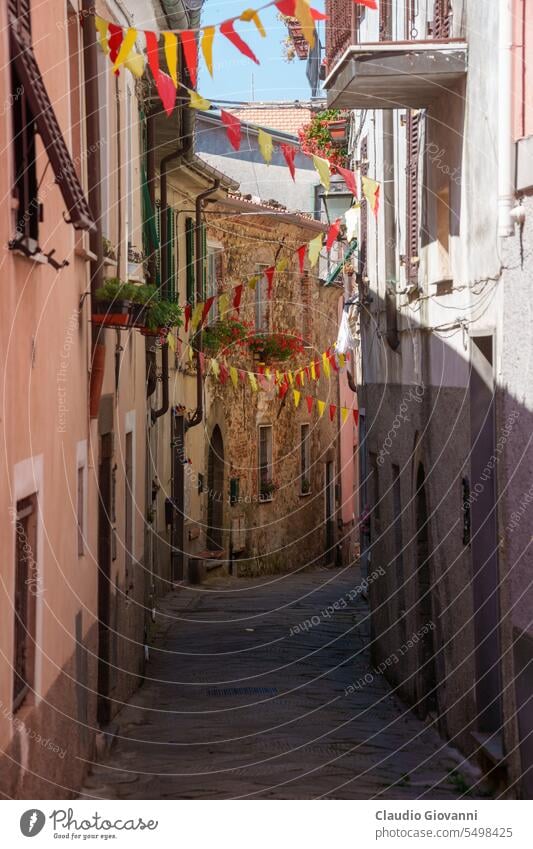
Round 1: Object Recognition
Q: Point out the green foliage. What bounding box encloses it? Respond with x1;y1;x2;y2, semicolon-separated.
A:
94;278;136;303
202;316;251;355
144;299;183;331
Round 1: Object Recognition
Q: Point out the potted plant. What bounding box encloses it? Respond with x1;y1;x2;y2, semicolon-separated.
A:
248;332;304;364
93;278;135;327
260;479;278;501
301;477;311;495
298;109;349;168
102;237;117;262
201;316;250;356
129;284;158;327
140;298;183;337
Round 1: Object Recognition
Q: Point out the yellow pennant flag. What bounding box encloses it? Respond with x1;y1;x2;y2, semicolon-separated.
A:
189;90;211;111
310;360;316;380
167;331;176;352
322;351;331;378
299;368;305;386
248;275;260;290
294;0;316;48
338;353;345;369
210;358;220;379
230;366;239;389
308;233;323;268
125;51;145;78
240;8;266;37
95;16;110;55
258;129;273;164
275;370;282;384
293;389;301;408
190;303;204;332
317;400;326;418
265;367;271;379
341;407;349;424
248;371;258;392
218;292;230;317
313;155;331;191
163;31;178;86
201;26;216;77
276;256;288;273
287;370;294;386
113;27;138;73
362;176;380;215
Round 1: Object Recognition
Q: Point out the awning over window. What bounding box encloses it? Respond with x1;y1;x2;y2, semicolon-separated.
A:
8;10;95;232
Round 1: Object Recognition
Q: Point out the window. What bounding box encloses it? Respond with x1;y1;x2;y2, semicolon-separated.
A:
405;110;420;287
13;495;38;712
185;216;195;304
258;425;273;501
255;264;270;331
77;464;85;557
300;424;311;495
11;44;39;247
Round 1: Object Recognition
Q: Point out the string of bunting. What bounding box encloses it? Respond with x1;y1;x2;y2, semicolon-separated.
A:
177;338;360;426
93;2;380;208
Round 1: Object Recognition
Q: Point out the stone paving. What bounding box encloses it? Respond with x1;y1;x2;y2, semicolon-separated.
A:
79;565;486;800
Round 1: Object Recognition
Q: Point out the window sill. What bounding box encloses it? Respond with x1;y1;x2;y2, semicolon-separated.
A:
259;494;273;503
300;491;312;498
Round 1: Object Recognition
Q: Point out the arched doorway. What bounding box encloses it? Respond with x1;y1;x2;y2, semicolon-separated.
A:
415;462;438;718
207;425;224;550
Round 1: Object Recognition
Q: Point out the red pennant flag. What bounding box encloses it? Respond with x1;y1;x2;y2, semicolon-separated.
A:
315;361;320;379
233;284;244;314
265;266;275;298
296;371;302;387
220;19;259;65
239;369;246;383
108;24;123;72
336;165;357;197
329;404;337;421
280;143;297;181
310;7;328;20
145;30;160;81
328;349;339;371
357;0;378;9
275;0;296;15
201;296;215;325
297;245;306;273
279;382;289;399
180;30;198;88
353;409;359;426
219;362;229;384
305;366;310;380
184;303;192;332
221;110;241;151
326;219;341;252
306;396;313;413
156;71;177;117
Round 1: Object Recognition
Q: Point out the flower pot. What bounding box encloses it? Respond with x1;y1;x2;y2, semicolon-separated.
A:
129;303;147;327
92;299;131;327
140;326;169;339
327;119;348;142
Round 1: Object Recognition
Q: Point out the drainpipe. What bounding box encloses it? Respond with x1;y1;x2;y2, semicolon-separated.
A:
383;110;399;350
498;0;515;237
82;1;105;416
186;179;220;431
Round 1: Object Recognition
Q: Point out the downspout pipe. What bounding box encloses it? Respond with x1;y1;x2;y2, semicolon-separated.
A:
186;179;220;431
383;109;399;351
498;0;515;237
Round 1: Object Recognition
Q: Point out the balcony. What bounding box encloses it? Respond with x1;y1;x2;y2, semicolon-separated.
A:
324;1;467;110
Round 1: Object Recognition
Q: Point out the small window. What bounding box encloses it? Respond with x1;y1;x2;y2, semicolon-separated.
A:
11;60;39;248
77;464;85;557
258;425;273;501
13;495;38;712
255;264;270;331
300;424;311;495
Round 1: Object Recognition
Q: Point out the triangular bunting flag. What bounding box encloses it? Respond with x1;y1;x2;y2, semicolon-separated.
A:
293;389;301;408
258;128;274;163
232;284;244;314
322;351;331;378
189;90;211;110
156;71;177;117
240;8;266;36
326;219;341;252
345;204;360;242
107;23;123;70
306;396;313;413
310;360;316;380
308;233;323;268
248;371;258;392
210;358;220;379
184;303;192;333
230;366;239;388
180;30;198;88
220;19;259;64
221;110;241;151
297;244;306;273
201;296;215;325
337;165;357;196
113;27;137;73
201;26;216;77
280;143;297;181
294;0;316;48
218;292;230;317
145;30;160;82
312;155;331;191
329;404;336;421
362;176;380;217
353;409;360;426
265;266;275;297
162;31;178;86
341;407;349;423
317;400;326;418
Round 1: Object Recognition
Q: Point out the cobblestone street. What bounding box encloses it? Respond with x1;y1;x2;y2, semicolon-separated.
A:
79;566;484;800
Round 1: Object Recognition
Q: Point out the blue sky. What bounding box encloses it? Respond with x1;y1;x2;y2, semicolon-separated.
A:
198;1;324;103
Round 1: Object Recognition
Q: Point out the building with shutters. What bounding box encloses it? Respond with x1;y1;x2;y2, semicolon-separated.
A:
324;0;533;796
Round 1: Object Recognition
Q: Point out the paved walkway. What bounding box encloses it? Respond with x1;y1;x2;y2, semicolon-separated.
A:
79;566;485;799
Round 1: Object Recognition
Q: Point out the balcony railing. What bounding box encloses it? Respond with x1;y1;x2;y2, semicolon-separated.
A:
324;0;465;110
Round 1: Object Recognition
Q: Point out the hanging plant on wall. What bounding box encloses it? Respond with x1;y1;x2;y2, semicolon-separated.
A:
201;316;251;356
298;109;349;168
248;331;304;363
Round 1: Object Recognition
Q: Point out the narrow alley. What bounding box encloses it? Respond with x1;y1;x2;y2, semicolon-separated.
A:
80;567;483;800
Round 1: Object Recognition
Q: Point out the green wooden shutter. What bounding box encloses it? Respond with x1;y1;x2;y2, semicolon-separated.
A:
185;216;195;304
166;207;176;302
